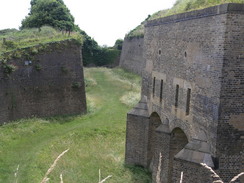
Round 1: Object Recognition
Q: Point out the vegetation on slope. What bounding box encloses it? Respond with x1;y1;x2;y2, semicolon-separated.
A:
126;0;244;38
0;26;120;67
0;68;150;183
0;26;82;56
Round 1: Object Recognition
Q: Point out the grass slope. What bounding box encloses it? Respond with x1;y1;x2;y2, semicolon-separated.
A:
0;68;150;183
0;26;83;56
126;0;244;38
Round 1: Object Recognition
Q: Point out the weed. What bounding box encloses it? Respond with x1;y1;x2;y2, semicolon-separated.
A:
1;59;16;75
35;64;42;71
40;149;69;183
61;66;68;74
72;82;81;89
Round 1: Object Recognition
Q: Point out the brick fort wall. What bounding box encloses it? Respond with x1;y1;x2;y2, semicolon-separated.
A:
0;39;87;124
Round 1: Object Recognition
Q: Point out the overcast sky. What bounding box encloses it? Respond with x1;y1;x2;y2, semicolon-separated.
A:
0;0;176;46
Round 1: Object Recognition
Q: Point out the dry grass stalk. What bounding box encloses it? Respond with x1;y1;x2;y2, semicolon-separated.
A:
14;164;20;183
98;169;112;183
99;175;112;183
180;171;183;183
60;173;63;183
200;163;224;183
41;177;50;182
156;153;162;183
99;169;101;182
201;163;244;183
229;172;244;183
40;149;70;183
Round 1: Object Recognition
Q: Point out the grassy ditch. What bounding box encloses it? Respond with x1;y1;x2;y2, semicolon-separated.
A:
0;67;150;183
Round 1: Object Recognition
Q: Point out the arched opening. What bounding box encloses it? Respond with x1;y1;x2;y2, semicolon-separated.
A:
168;128;188;183
147;112;161;167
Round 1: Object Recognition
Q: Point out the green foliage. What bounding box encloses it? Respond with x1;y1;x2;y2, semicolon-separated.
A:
61;66;68;73
71;82;81;89
0;29;18;35
34;64;42;71
21;0;75;32
167;0;244;14
0;59;16;75
2;40;17;50
113;39;123;50
0;68;147;183
3;64;16;75
79;31;100;66
126;24;144;39
126;0;244;38
154;0;244;17
78;30;121;67
92;48;121;66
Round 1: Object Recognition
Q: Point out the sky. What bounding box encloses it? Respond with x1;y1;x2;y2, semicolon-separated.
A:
0;0;176;46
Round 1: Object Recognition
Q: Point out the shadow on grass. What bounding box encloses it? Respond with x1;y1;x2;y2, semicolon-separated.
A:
124;164;152;183
45;113;83;124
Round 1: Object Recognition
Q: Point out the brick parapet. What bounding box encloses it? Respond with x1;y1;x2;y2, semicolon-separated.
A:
146;3;244;28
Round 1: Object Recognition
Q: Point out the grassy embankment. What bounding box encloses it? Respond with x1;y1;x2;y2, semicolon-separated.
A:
127;0;244;38
0;67;150;183
0;26;83;57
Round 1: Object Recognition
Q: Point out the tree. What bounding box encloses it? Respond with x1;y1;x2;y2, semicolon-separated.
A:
113;39;123;50
21;0;75;32
78;30;100;66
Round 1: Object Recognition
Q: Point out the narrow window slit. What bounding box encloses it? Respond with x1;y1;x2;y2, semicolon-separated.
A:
175;84;179;107
186;88;191;115
160;79;163;102
153;77;156;98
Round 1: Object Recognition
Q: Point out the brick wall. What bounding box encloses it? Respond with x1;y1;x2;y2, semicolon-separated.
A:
119;37;145;75
125;3;244;183
0;39;87;124
217;12;244;182
144;4;229;153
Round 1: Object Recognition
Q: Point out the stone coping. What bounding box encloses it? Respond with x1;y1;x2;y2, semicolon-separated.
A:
175;148;214;167
145;3;244;27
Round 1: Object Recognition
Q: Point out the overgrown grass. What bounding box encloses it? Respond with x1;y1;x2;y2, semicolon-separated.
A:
0;26;83;55
149;0;244;20
0;67;150;183
126;0;244;38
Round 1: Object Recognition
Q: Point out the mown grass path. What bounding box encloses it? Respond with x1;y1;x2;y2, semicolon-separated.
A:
0;68;150;183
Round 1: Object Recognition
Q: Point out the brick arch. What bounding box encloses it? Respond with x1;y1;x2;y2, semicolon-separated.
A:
147;112;162;167
169;119;196;140
168;127;188;183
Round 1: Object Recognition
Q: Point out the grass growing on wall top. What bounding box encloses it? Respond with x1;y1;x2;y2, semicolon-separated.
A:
149;0;244;20
0;26;83;55
0;67;150;183
126;0;244;38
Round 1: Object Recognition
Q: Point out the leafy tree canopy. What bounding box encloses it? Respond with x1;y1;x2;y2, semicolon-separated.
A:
113;39;123;50
21;0;75;31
